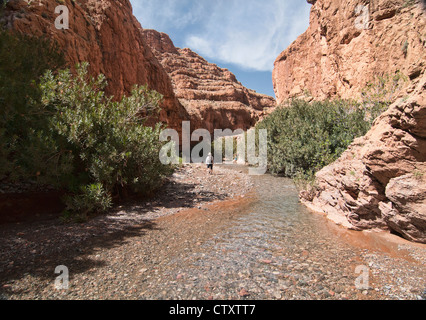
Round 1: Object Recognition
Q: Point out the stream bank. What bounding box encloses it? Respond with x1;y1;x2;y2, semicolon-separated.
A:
0;164;424;300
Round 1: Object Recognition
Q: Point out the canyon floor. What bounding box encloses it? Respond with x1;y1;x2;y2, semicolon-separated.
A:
0;164;425;300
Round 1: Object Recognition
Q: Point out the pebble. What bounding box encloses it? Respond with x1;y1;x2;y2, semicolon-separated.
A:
0;164;424;301
260;259;273;264
239;288;250;297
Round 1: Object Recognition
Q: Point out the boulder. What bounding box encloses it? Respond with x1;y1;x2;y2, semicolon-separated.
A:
302;75;426;243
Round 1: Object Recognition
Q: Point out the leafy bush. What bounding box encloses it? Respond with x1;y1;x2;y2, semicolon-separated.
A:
293;169;318;200
38;62;173;215
63;183;112;222
0;30;66;180
1;30;174;219
256;99;370;177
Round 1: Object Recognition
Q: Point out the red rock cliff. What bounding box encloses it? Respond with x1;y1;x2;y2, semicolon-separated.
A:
275;0;426;243
301;74;426;243
142;29;276;133
273;0;426;103
1;0;190;133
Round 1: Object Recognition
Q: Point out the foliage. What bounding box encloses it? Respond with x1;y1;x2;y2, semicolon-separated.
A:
0;0;9;9
293;169;318;197
256;99;370;178
0;30;66;180
413;169;424;181
63;183;112;222
256;71;407;194
402;0;417;8
38;62;173;215
1;31;173;219
360;71;408;123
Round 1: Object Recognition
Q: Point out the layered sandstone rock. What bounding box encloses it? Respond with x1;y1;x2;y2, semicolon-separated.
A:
301;75;426;243
142;29;276;133
1;0;190;133
3;1;274;134
273;0;426;104
279;0;426;242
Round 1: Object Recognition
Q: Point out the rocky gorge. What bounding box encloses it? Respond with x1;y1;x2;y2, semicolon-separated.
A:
0;0;424;243
142;29;276;133
1;0;190;136
0;0;424;302
273;0;425;103
1;0;275;137
277;0;425;243
300;74;426;243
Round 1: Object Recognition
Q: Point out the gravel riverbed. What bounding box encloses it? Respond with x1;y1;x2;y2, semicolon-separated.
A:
0;164;425;300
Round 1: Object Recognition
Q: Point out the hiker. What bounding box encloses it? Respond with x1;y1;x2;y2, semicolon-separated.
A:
206;152;214;174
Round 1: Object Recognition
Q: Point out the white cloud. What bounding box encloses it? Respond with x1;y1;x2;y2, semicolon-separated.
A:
186;36;214;57
131;0;311;72
132;0;205;30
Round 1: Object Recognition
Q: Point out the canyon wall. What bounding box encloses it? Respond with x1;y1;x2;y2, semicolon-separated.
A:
2;0;275;136
142;29;276;133
1;0;187;134
273;0;426;103
300;74;426;243
275;0;426;242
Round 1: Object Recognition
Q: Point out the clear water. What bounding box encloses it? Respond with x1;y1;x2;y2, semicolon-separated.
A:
150;166;426;300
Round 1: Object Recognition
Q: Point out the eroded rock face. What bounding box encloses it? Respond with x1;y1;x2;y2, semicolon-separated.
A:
302;75;426;243
2;0;190;134
379;165;426;243
275;0;426;242
273;0;426;104
142;29;276;133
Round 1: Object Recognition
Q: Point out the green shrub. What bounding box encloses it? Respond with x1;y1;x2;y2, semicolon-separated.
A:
0;1;9;9
413;169;424;181
256;99;370;177
38;62;173;216
63;183;112;222
1;30;174;218
293;169;318;197
0;30;66;181
0;128;11;178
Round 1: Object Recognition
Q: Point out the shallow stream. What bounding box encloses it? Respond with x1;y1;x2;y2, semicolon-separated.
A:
140;165;426;300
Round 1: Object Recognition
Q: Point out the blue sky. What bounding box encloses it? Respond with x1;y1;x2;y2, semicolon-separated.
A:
130;0;312;97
